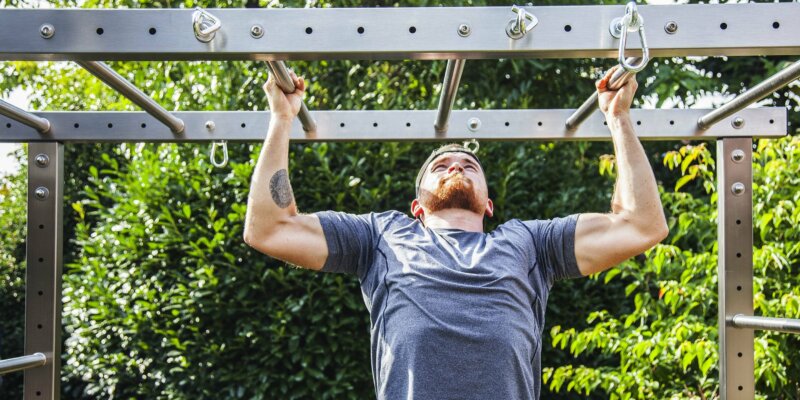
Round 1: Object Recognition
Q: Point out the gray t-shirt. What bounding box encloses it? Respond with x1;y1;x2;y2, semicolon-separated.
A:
315;210;582;400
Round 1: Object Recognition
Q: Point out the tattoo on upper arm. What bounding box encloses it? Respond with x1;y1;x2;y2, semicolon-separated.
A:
269;169;295;208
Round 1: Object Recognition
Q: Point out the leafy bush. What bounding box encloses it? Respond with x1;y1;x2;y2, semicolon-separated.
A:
545;137;800;399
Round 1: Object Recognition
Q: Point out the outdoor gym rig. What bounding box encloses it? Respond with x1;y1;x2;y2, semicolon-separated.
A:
0;2;799;399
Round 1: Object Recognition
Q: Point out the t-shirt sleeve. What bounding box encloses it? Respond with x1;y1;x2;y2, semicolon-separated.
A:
522;214;583;284
314;210;377;278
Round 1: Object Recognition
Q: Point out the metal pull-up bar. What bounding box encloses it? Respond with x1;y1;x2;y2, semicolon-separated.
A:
698;59;800;130
76;61;185;134
565;58;639;131
434;59;466;134
265;61;317;133
0;99;51;133
0;353;47;375
731;314;800;335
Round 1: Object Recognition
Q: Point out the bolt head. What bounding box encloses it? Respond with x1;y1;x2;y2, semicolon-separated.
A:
34;187;49;200
467;117;481;131
664;21;678;34
458;24;471;37
205;121;216;131
250;25;264;39
732;117;745;129
40;24;55;39
731;182;746;196
731;149;745;163
35;154;50;167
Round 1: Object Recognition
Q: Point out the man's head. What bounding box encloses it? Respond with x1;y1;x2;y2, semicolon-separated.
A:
411;144;493;220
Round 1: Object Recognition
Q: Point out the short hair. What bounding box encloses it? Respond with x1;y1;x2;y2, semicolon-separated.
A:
415;143;482;196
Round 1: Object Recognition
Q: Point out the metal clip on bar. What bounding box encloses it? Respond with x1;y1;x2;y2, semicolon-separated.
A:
77;61;185;134
266;61;317;133
0;99;51;134
698;59;800;130
210;140;229;168
731;314;800;335
609;2;649;73
506;5;538;40
565;58;640;131
192;8;222;43
0;353;47;375
434;59;466;134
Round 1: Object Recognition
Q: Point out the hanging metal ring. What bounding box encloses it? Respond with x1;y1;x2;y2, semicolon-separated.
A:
210;140;229;168
610;2;650;73
192;7;222;43
463;139;480;154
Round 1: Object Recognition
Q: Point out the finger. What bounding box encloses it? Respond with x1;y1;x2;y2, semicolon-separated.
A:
596;66;619;91
296;76;306;93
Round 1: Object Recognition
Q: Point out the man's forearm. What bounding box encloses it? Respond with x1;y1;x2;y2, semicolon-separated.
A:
244;117;298;238
608;115;667;233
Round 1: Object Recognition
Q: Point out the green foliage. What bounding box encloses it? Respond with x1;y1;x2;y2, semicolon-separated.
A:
545;136;800;399
0;148;27;399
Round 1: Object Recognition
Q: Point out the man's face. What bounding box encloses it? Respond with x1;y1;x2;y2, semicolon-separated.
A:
415;152;491;217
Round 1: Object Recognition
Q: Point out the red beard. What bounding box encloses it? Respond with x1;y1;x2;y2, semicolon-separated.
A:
418;173;485;215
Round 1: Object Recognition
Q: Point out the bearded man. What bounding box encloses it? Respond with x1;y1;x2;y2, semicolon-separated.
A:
243;68;668;400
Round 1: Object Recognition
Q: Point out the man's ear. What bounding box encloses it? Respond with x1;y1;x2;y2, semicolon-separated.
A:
485;199;494;218
411;199;425;219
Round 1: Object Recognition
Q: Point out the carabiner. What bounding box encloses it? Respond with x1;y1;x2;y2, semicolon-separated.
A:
192;7;222;43
609;2;650;73
506;5;538;40
210;141;229;168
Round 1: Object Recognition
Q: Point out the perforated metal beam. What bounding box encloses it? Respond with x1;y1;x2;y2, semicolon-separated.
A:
0;108;785;143
1;4;800;61
25;143;64;400
718;138;754;400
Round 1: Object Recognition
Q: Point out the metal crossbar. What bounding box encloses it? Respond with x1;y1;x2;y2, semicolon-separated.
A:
0;109;786;143
2;4;800;61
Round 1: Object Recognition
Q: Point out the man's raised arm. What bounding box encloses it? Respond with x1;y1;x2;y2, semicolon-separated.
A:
573;68;669;276
243;72;328;270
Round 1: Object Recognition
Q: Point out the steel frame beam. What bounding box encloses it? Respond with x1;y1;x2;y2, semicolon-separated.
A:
0;108;785;143
718;138;755;400
1;4;800;61
25;143;64;400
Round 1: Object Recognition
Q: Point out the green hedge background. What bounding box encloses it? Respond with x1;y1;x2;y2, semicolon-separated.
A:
1;0;800;398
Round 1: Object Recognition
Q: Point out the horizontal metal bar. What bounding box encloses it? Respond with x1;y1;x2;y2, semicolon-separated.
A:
77;61;185;134
565;58;639;131
698;59;800;130
0;108;784;143
2;4;800;61
0;99;51;133
0;353;47;375
731;314;800;335
435;59;466;134
265;61;316;132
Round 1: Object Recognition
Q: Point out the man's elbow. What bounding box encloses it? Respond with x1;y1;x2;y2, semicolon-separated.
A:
647;217;669;246
242;217;277;251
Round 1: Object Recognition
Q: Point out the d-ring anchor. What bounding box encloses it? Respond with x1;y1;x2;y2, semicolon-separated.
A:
609;2;649;73
463;139;480;154
210;141;229;168
192;7;222;43
506;5;538;40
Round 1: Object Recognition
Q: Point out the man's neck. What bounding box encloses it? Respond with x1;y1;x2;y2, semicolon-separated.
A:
422;209;484;232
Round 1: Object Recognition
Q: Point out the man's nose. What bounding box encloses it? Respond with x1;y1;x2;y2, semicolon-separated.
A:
447;162;464;174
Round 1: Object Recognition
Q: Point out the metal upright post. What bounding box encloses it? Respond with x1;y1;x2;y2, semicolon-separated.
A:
717;137;754;400
25;143;64;400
